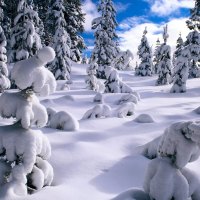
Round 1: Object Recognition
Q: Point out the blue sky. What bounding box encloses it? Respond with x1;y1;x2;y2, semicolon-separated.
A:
82;0;194;61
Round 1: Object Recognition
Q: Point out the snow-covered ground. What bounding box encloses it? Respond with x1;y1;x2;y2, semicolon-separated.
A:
12;63;200;200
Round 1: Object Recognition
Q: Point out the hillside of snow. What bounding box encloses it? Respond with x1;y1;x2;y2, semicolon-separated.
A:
9;63;200;200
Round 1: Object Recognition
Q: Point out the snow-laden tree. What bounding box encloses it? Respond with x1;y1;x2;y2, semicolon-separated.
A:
0;26;10;92
143;121;200;200
90;0;119;78
152;38;160;74
112;50;134;70
64;0;86;62
105;66;134;93
136;27;153;76
8;0;42;63
156;25;172;85
170;48;190;93
85;59;101;92
0;47;56;197
48;0;72;80
173;33;184;65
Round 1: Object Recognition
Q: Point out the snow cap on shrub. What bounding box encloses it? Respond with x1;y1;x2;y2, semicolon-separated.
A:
37;46;55;64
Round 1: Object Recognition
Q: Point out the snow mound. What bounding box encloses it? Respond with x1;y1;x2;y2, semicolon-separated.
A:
118;94;138;105
143;157;189;200
0;92;48;129
47;108;79;131
11;47;56;96
37;46;55;65
0;124;52;196
56;82;70;91
158;121;200;168
141;136;161;159
93;92;104;103
134;114;154;123
112;188;150;200
82;104;111;120
117;102;135;118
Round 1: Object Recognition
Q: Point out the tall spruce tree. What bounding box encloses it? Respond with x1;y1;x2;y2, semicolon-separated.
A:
48;0;72;80
136;27;153;76
90;0;119;78
8;0;42;63
156;25;172;86
153;38;160;74
64;0;86;62
185;0;200;78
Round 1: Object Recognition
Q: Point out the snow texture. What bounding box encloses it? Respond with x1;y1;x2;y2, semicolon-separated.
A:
134;114;154;123
143;157;189;200
0;92;48;129
116;102;135;118
118;94;138;105
93;92;104;103
112;188;150;200
11;47;56;96
47;107;79;131
82;104;111;120
158;121;200;168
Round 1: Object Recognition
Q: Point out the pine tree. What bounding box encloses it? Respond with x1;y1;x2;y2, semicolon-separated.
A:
136;27;153;76
153;38;160;74
185;0;200;78
170;48;190;93
64;0;86;62
90;0;119;78
0;26;10;92
48;0;72;80
8;0;42;63
173;33;184;64
156;25;172;86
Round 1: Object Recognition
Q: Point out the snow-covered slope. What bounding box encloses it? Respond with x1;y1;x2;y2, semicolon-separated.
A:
9;63;200;200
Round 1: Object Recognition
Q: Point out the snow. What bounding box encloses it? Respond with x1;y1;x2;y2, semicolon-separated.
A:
11;47;56;96
47;108;79;131
116;102;135;118
134;114;155;123
2;63;200;199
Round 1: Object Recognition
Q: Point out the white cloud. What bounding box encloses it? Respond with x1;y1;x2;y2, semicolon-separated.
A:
114;2;130;13
82;0;100;32
118;17;190;65
146;0;194;16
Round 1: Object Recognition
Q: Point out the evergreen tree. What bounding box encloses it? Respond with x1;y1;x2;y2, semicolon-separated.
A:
185;0;200;78
153;38;160;74
156;25;172;86
173;33;184;64
170;48;190;93
136;27;153;76
64;0;86;62
0;26;10;92
48;0;72;80
90;0;119;78
8;0;42;63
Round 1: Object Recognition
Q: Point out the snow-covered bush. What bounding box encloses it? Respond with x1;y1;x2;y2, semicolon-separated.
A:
0;46;56;197
156;25;172;85
85;60;104;92
118;94;138;105
93;92;104;103
0;26;10;92
11;47;56;96
143;157;189;200
116;102;135;118
105;66;133;94
134;114;154;123
136;27;153;76
112;50;134;70
47;107;79;131
82;104;111;120
0;92;47;129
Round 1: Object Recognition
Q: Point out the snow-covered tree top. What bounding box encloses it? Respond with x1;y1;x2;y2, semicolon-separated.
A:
163;25;169;43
